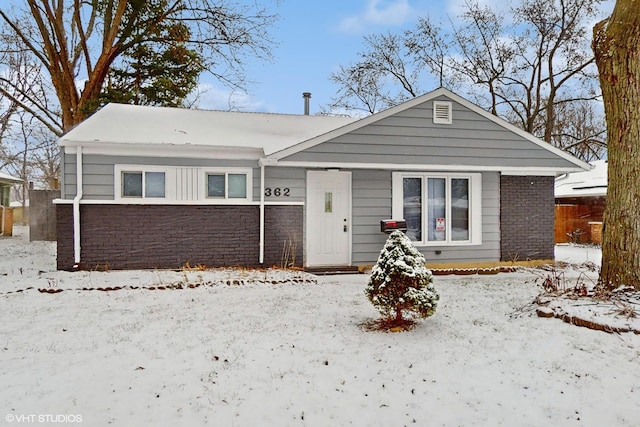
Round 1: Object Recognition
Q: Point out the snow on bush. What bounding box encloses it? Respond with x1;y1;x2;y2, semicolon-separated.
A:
365;230;439;327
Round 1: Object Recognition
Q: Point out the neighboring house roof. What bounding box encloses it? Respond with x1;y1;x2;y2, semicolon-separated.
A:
10;200;28;207
0;171;22;185
555;159;607;198
59;103;358;156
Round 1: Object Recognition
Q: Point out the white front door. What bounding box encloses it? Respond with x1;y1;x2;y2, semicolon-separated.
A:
306;170;352;266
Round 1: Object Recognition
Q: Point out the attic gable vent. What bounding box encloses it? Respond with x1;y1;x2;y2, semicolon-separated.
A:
433;101;452;124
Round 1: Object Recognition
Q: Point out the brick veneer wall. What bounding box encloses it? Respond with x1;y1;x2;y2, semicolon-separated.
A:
56;204;303;270
500;175;555;261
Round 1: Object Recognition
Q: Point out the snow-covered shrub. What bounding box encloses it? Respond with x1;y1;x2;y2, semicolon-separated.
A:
365;230;439;326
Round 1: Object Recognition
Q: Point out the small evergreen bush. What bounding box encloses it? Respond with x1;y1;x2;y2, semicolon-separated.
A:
366;230;439;328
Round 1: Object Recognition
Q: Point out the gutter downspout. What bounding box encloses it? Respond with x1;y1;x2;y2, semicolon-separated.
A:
0;205;5;236
258;158;278;265
73;146;83;268
259;162;265;264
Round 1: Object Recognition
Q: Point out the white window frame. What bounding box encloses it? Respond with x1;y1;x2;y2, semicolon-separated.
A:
115;165;173;201
202;168;253;202
114;165;252;204
433;101;452;124
392;172;482;246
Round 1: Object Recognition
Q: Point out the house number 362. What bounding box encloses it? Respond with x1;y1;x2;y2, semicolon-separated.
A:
264;188;290;197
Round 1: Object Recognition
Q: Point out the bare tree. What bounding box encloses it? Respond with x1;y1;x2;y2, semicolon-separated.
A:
549;100;606;161
404;16;457;90
593;0;640;291
507;0;601;142
329;0;606;161
0;0;278;135
2;109;60;206
0;31;48;174
444;2;515;116
330;32;419;114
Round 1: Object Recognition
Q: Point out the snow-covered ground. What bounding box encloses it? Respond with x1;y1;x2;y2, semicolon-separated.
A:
555;243;601;266
1;227;639;427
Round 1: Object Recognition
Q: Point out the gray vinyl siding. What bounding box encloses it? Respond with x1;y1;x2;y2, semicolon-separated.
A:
263;167;306;203
351;170;500;266
351;169;392;265
280;96;574;169
62;153;260;200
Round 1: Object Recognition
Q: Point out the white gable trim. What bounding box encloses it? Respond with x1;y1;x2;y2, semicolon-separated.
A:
271;160;582;176
267;87;590;172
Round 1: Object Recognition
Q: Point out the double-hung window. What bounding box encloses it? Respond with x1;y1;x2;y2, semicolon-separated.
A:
120;170;166;198
392;173;482;245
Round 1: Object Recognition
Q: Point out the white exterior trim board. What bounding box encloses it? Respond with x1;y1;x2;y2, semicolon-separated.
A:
64;144;263;160
272;160;580;175
54;198;305;206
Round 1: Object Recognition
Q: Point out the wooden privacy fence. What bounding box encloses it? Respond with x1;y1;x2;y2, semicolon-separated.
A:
29;189;60;241
555;204;602;244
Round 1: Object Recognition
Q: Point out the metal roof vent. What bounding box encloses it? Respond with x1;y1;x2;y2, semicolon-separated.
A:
303;92;311;115
433;101;452;124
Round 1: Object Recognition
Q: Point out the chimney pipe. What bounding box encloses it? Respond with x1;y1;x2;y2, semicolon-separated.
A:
302;92;311;115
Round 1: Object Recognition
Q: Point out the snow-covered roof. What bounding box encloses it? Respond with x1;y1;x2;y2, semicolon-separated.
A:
10;200;28;207
58;90;590;173
59;103;358;156
0;171;22;185
555;159;607;198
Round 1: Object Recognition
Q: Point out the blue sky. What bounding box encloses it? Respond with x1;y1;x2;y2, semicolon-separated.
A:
200;0;464;114
2;0;615;115
198;0;615;115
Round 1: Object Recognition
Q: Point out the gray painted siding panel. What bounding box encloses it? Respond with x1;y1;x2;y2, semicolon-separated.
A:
62;153;76;199
263;167;306;203
80;155;258;168
281;97;574;169
295;142;559;161
351;169;392;266
350;170;501;265
413;171;500;265
62;153;261;200
282;151;567;168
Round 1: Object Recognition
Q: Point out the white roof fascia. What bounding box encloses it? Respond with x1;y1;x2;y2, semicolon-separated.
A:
267;87;591;173
272;160;584;175
63;142;264;160
556;190;607;198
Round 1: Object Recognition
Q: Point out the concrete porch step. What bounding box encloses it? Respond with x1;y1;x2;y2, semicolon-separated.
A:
305;266;361;276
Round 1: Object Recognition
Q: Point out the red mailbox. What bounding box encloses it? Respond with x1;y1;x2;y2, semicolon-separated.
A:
380;219;407;234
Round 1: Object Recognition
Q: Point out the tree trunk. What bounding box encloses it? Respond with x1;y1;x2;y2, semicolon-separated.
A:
394;306;404;323
593;0;640;290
